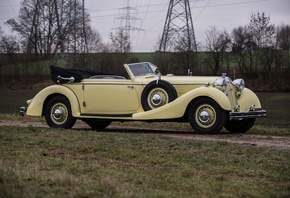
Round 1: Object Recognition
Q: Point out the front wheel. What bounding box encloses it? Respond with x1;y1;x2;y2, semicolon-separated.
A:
188;98;226;134
224;118;256;133
44;96;76;129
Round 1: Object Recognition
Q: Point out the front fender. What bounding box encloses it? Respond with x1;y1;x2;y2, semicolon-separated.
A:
133;87;231;120
237;88;262;112
26;85;81;117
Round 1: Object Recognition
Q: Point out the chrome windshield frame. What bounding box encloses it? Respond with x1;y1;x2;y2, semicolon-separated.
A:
127;62;159;78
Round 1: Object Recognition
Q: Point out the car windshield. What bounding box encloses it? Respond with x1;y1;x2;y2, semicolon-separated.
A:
128;62;159;77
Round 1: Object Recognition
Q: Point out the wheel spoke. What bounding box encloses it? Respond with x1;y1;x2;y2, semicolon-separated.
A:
148;88;169;109
195;104;216;128
50;102;68;125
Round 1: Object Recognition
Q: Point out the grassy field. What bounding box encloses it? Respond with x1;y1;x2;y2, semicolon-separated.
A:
132;52;154;63
0;90;39;114
255;93;290;130
1;125;290;198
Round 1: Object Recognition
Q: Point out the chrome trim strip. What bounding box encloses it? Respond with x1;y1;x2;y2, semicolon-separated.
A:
66;82;213;86
82;82;144;85
229;110;267;120
171;83;213;86
80;113;133;117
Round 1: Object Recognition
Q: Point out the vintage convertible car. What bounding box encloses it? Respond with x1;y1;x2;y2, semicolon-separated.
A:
20;62;266;134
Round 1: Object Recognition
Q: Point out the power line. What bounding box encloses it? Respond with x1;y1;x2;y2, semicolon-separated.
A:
0;0;269;19
0;5;18;7
88;0;206;13
133;0;151;51
193;0;211;22
89;0;268;18
193;0;267;9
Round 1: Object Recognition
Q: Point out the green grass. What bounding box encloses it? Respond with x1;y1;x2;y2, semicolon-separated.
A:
131;52;154;62
255;93;290;130
0;90;38;114
0;126;289;198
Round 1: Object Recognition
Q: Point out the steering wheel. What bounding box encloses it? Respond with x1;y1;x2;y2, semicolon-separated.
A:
132;70;140;76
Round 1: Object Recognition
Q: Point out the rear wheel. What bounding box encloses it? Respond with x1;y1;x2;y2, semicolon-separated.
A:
225;118;256;133
44;96;76;129
188;98;226;134
83;119;112;130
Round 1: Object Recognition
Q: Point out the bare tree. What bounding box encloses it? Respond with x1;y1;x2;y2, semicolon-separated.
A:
172;37;199;74
0;35;20;55
248;12;275;72
232;26;258;73
248;12;275;49
153;37;173;74
109;29;131;53
153;35;200;75
276;24;290;50
94;29;131;75
205;26;231;75
231;12;276;74
232;26;246;73
5;0;91;57
274;24;290;79
86;28;103;53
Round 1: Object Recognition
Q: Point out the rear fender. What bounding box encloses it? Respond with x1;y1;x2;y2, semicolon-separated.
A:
26;85;81;117
133;87;231;120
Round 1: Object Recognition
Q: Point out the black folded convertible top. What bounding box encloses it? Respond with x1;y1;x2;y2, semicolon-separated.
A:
50;65;111;84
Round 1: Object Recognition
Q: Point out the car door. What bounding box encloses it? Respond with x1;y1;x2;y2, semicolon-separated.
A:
81;79;140;115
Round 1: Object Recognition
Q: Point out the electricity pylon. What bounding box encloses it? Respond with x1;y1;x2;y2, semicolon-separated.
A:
114;0;143;46
159;0;197;52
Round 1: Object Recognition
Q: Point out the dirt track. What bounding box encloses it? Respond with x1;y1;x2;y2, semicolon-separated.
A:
1;119;290;151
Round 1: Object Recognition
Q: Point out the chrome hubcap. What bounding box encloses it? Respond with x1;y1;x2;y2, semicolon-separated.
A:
195;104;216;128
199;110;210;123
148;88;169;109
53;108;63;120
50;103;68;125
151;93;162;106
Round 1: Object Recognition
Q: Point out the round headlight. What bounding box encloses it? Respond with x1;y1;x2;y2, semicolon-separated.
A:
233;79;245;91
214;77;227;92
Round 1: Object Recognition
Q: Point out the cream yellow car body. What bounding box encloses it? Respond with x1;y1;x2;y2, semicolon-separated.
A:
23;62;266;134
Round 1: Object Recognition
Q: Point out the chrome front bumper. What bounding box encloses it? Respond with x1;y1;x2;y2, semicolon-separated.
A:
229;110;267;120
20;107;27;116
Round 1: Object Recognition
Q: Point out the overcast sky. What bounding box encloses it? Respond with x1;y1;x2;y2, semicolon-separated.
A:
0;0;289;52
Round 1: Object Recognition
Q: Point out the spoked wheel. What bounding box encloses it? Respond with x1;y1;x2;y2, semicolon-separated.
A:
44;96;76;129
141;80;177;111
147;87;169;109
224;118;256;133
82;119;112;130
188;97;226;134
